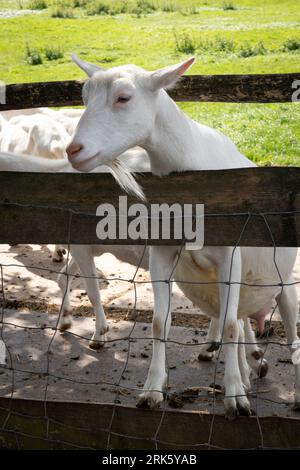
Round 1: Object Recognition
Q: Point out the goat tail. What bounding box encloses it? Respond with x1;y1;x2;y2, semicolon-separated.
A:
0;152;70;172
107;157;145;201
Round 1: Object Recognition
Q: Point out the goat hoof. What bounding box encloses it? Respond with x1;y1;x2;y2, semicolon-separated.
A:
251;349;264;360
198;351;214;362
89;327;108;349
206;341;220;353
59;322;71;332
198;345;215;362
52;248;66;263
136;397;160;410
52;256;63;263
292;402;300;412
136;398;151;409
257;359;269;378
89;339;105;350
137;391;164;409
237;402;252;416
225;407;237;421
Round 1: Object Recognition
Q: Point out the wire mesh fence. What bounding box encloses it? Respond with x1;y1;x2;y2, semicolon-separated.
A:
1;196;300;450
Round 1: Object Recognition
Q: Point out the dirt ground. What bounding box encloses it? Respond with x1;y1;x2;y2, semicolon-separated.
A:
0;308;298;418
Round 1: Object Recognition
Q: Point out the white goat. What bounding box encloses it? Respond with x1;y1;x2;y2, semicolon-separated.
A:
0;112;72;261
35;108;83;136
64;55;299;418
1;107;82;136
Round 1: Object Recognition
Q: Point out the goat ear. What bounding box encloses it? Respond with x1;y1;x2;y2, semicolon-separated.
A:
71;53;103;77
149;57;195;90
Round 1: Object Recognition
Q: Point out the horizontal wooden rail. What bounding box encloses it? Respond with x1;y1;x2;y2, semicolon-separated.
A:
0;167;299;246
0;73;299;111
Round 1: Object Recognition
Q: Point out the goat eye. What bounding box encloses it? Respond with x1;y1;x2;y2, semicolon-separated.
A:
116;95;131;104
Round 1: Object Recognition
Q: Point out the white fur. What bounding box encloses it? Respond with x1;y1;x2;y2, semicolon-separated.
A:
0;108;81;261
9;114;70;159
1;107;82;136
0;118;30;154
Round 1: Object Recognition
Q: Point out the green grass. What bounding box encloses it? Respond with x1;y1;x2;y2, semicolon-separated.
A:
283;38;300;52
222;2;237;10
25;44;43;64
174;31;196;53
0;0;299;165
51;5;75;17
44;45;64;60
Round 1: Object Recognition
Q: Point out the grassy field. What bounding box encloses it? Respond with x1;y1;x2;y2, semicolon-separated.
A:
0;0;299;165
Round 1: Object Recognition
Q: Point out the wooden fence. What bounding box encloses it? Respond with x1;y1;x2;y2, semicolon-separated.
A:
0;73;299;109
0;167;299;246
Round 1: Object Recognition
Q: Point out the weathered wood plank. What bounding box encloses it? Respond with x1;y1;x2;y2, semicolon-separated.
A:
171;73;300;103
0;73;299;111
0;80;84;111
0;167;299;246
1;397;300;449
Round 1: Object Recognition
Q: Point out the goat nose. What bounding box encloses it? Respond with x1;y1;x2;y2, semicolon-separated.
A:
66;142;83;160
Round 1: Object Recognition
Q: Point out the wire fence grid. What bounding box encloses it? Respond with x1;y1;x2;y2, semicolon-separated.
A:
0;200;300;450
